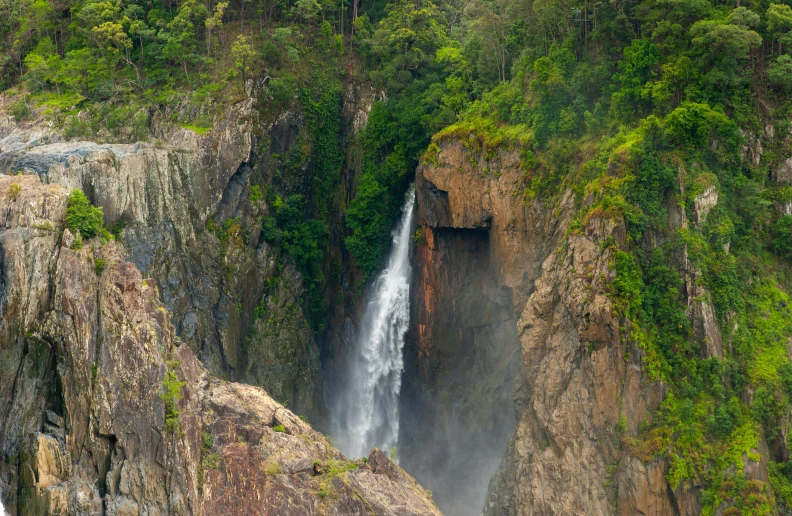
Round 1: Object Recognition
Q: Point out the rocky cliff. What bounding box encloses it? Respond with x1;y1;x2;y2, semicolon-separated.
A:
0;174;439;515
0;84;375;427
403;139;574;515
409;133;783;515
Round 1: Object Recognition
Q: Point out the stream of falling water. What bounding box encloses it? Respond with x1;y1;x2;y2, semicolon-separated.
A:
334;186;415;459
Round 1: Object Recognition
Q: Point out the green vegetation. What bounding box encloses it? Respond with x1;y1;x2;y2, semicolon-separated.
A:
8;183;21;201
202;452;220;471
160;369;185;433
94;258;106;276
6;0;792;509
71;233;84;250
314;458;359;497
66;190;104;239
198;431;219;484
272;424;286;433
260;193;328;329
201;431;214;453
376;0;792;511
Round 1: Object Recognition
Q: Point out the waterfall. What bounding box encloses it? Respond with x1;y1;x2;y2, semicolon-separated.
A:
334;186;415;459
0;498;7;516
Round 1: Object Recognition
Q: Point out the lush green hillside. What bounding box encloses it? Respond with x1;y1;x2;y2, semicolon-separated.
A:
425;1;792;514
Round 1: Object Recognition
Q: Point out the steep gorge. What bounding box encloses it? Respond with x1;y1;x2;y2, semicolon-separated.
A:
3;41;792;516
0;169;439;515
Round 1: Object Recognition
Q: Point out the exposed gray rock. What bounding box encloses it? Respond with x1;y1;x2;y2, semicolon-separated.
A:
774;156;792;184
679;245;724;359
0;97;330;423
693;184;718;225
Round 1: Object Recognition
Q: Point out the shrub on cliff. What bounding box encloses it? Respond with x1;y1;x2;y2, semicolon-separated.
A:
160;370;186;433
66;190;104;239
773;215;792;259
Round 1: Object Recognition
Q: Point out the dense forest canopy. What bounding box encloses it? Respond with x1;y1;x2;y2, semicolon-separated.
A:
4;0;790;277
4;0;792;511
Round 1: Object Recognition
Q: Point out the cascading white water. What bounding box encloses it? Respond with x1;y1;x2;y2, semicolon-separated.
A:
334;187;415;459
0;497;7;516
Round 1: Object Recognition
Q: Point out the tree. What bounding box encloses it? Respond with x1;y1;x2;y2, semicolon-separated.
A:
769;55;792;91
368;0;449;91
205;1;228;55
231;34;256;85
126;6;155;67
767;4;792;55
293;0;321;23
610;38;662;121
92;21;139;81
160;0;209;83
689;11;761;95
466;0;512;83
22;38;61;91
66;190;104;239
14;0;56;73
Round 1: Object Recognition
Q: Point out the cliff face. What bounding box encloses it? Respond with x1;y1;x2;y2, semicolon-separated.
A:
403;140;573;515
0;174;439;515
482;211;673;516
410;137;777;515
0;84;375;426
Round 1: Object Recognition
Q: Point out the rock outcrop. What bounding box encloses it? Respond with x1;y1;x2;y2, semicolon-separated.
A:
0;175;439;515
0;83;377;425
403;140;573;515
410;136;772;515
482;212;671;515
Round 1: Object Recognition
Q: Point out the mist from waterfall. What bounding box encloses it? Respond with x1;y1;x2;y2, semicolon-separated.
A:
333;186;415;459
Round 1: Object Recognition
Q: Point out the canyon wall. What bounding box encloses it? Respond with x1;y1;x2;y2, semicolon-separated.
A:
0;174;439;515
408;135;780;515
0;84;375;427
403;140;573;515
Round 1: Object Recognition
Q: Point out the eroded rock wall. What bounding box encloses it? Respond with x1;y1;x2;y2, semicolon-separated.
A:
404;140;573;515
0;84;377;426
0;174;439;515
482;213;672;516
412;137;776;516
